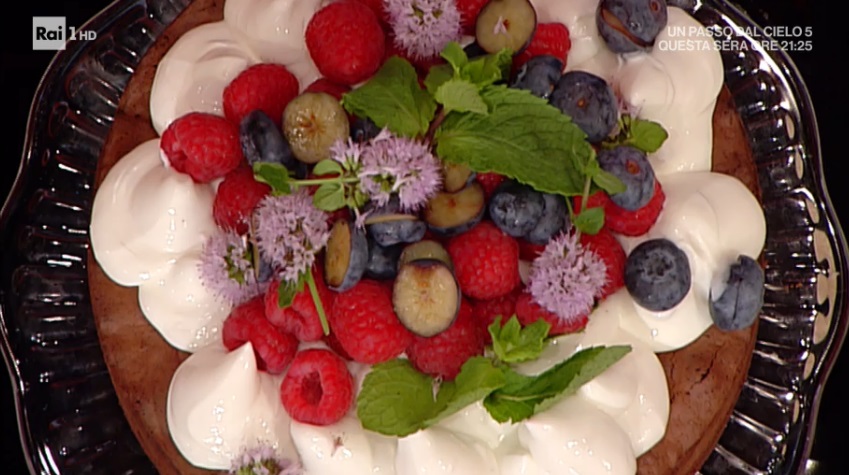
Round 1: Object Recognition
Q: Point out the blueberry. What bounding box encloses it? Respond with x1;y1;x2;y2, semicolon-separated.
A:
511;55;564;99
351;117;381;143
367;218;427;247
325;219;369;292
709;255;764;331
463;42;488;59
365;240;403;280
597;0;668;53
624;238;691;311
488;180;546;238
597;145;656;210
240;110;295;166
525;193;570;244
549;71;618;143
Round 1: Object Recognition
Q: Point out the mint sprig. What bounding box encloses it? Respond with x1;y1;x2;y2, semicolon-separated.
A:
357;315;631;436
603;114;669;153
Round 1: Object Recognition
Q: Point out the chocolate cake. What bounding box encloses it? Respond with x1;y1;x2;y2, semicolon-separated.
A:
87;0;761;473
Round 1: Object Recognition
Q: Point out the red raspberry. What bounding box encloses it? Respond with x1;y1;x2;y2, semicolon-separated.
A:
573;180;665;236
304;78;351;101
328;280;414;364
280;348;354;425
265;266;335;342
223;63;300;126
580;228;626;299
518;239;547;261
351;0;389;25
221;297;299;374
456;0;490;33
447;222;520;300
514;23;572;70
476;172;507;199
306;1;385;86
407;299;484;380
515;292;588;336
160;112;244;183
472;289;520;343
213;166;271;234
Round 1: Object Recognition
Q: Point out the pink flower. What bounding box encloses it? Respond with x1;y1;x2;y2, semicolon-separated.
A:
358;130;442;211
230;444;302;475
198;230;264;306
528;231;607;323
385;0;462;60
254;189;329;283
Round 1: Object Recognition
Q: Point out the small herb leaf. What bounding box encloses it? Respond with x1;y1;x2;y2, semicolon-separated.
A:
572;206;605;235
434;78;489;115
489;316;551;363
312;159;343;177
313;182;346;212
253;162;291;195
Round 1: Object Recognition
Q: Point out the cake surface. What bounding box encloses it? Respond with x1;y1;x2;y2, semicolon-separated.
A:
87;0;761;473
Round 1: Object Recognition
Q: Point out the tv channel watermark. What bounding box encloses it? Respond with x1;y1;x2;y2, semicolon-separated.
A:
33;16;97;50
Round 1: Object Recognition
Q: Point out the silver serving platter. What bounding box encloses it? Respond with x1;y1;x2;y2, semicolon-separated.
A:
1;0;845;474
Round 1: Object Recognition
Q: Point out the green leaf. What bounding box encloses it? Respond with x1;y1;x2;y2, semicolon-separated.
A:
489;316;551;363
483;345;631;423
341;57;436;137
435;85;592;197
572;206;605;235
253;162;291;195
277;275;305;308
313;182;346;211
357;359;441;436
440;41;468;71
424;64;454;96
627;118;668;153
424;357;507;426
434;78;489;115
312;159;343;177
461;49;513;87
592;168;627;195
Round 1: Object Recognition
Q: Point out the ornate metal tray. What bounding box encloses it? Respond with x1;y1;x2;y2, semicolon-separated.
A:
1;0;845;474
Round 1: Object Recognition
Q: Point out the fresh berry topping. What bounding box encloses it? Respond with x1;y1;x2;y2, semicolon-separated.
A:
514;23;571;70
325;218;369;292
213;166;271;234
304;78;351;100
447;221;520;300
456;0;490;33
222;297;298;374
597;145;656;210
265;267;335;342
283;92;350;164
580;228;626;299
393;259;461;337
515;291;589;336
160;112;244;183
352;0;390;24
424;183;486;237
306;0;385;85
239;110;301;174
573;180;665;236
488;180;545;238
709;255;764;331
280;348;354;425
406;299;483;380
605;180;665;236
365;239;403;280
223;63;300;126
518;239;547;261
525;193;570;245
351;117;382;143
511;55;564;100
472;289;520;343
475;0;538;54
624;238;691;311
475;172;507;199
549;71;619;143
329;279;414;364
597;0;668;53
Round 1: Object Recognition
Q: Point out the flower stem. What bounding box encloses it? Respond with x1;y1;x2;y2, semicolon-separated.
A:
304;269;330;335
425;108;447;143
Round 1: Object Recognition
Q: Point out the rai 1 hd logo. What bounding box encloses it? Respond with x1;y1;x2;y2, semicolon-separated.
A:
32;17;97;50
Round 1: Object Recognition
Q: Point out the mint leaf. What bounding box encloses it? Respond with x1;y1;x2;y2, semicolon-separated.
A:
253;162;291;195
461;48;513;87
357;359;442;436
425;357;506;426
434;78;488;114
435;85;591;197
490;316;551;363
572;206;605;235
312;159;343;177
592;168;627;195
440;41;468;71
313;182;346;211
424;64;454;96
277;275;305;308
627;118;668;153
341;57;436;137
483;345;631;423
